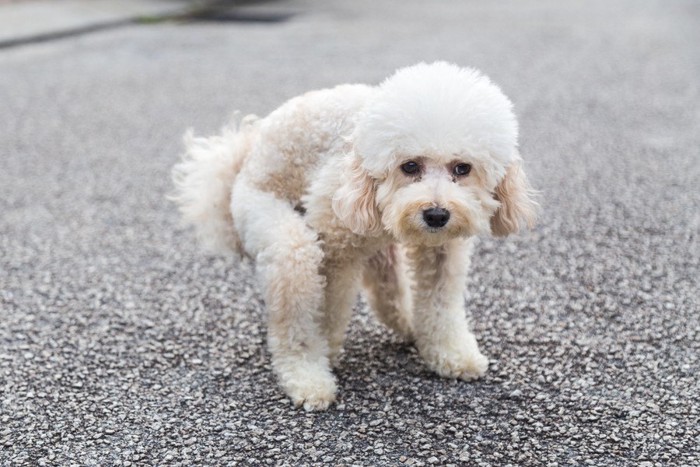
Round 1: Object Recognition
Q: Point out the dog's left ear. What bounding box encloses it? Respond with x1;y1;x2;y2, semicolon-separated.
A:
490;156;539;237
332;155;382;235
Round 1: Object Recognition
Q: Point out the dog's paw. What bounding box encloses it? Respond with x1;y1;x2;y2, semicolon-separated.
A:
420;344;489;381
297;391;336;412
282;368;338;411
290;379;337;412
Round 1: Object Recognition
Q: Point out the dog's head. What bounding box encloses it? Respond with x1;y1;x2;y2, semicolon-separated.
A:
333;62;537;245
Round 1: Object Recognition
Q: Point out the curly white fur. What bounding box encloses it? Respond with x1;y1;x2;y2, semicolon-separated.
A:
170;115;259;254
171;62;538;411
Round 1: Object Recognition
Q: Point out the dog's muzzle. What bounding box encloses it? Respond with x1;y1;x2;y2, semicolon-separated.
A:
423;207;450;228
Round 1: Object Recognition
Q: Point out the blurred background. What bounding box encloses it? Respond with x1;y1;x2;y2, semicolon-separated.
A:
1;1;698;465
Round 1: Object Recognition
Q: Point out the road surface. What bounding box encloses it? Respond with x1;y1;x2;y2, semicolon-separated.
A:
1;0;698;464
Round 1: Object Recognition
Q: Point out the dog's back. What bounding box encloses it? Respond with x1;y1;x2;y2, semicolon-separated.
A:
240;84;375;204
171;83;374;256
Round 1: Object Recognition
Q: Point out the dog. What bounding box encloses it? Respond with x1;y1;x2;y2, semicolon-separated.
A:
171;62;537;411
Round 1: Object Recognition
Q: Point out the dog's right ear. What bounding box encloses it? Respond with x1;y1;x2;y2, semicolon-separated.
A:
332;155;381;235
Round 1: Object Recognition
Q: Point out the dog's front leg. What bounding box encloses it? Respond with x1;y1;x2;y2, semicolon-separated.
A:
406;237;489;381
363;244;414;340
232;182;336;411
319;260;362;367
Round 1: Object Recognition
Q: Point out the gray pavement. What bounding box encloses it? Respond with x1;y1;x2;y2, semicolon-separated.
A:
1;0;699;465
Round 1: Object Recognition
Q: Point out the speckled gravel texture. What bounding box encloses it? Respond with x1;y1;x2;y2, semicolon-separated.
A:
1;0;699;465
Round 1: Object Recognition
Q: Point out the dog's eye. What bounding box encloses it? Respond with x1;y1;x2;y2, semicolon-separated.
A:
453;163;472;176
400;161;420;175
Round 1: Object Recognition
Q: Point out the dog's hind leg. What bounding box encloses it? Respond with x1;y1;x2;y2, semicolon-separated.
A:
362;244;414;340
231;181;336;411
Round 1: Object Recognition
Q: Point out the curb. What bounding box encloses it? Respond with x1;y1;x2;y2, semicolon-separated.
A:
0;0;220;50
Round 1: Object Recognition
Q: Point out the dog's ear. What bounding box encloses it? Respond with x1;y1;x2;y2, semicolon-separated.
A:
332;156;381;235
490;158;538;237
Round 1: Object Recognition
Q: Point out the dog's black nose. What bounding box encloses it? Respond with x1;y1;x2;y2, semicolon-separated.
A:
423;207;450;228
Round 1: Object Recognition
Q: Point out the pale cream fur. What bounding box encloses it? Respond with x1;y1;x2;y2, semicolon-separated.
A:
171;62;538;410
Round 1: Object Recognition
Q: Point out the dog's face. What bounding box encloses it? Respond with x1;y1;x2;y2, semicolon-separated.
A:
375;154;500;246
332;62;537;244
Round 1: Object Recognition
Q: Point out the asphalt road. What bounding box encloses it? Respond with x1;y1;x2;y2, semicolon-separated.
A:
1;0;699;465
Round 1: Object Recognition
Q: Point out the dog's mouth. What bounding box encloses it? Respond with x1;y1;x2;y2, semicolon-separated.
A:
395;215;460;245
385;200;483;244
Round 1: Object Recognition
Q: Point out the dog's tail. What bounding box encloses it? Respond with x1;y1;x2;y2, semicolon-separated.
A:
170;114;259;255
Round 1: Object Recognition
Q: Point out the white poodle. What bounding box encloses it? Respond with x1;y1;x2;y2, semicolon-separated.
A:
171;62;537;411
